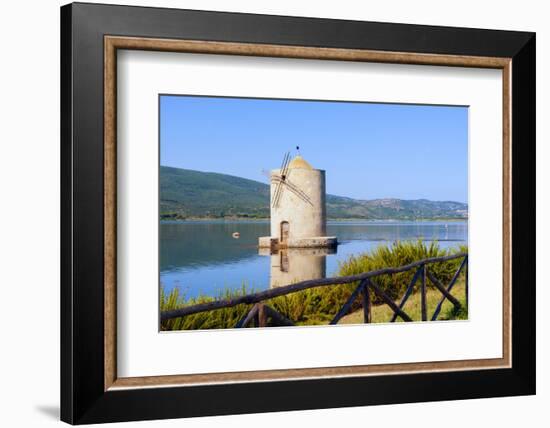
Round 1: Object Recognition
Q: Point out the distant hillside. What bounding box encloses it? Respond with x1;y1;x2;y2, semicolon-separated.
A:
160;166;271;218
160;166;468;220
325;195;468;220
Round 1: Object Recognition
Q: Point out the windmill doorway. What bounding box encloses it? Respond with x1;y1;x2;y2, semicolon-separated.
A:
280;221;290;245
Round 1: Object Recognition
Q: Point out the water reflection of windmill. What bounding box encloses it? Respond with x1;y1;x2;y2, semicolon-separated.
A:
259;246;336;288
259;148;337;287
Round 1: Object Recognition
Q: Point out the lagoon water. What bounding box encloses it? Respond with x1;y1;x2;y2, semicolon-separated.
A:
160;220;468;299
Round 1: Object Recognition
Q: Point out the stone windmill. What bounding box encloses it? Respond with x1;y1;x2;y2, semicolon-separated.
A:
259;149;337;250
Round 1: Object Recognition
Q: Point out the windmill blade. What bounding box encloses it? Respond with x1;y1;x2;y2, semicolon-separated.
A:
272;177;313;205
263;170;281;207
272;179;284;208
272;174;287;207
275;152;291;204
262;169;281;184
269;166;291;185
265;170;282;181
278;151;290;175
272;152;289;205
281;179;314;206
280;151;291;179
271;176;313;207
280;151;290;168
272;175;288;207
270;169;293;186
264;168;285;207
284;179;312;204
272;150;296;208
271;181;281;207
272;152;290;207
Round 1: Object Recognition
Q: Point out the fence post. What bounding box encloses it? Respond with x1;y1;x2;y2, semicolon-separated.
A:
329;281;365;325
236;304;259;328
362;282;371;323
253;306;260;327
421;264;427;321
257;303;268;327
390;266;422;322
367;278;413;322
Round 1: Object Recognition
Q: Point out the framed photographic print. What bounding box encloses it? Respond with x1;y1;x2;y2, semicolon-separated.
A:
61;2;535;424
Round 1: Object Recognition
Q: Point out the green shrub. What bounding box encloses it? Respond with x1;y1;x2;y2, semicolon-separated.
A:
337;240;466;305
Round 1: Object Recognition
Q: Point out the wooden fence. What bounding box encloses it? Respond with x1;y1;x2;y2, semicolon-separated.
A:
160;253;468;327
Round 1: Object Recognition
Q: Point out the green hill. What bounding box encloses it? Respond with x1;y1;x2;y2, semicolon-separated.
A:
160;166;468;220
160;166;271;218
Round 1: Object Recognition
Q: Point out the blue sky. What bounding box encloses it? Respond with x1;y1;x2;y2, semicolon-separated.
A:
160;95;468;203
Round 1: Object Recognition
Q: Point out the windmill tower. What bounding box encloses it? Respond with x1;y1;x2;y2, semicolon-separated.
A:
259;151;337;250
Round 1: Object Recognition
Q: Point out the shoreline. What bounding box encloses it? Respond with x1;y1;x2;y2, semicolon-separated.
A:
160;217;469;223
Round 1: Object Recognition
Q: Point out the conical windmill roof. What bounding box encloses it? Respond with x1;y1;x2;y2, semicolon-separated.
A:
287;155;313;170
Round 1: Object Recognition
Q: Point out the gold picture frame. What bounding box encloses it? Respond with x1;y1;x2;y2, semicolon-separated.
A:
104;36;512;391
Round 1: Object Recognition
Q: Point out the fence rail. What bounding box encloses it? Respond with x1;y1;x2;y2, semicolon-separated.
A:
161;253;468;327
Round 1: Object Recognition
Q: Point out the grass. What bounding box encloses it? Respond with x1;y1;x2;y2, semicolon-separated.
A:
336;240;467;304
161;240;468;331
161;285;253;331
339;279;467;325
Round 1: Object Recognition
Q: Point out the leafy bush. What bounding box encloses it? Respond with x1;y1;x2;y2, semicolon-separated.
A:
337;240;466;304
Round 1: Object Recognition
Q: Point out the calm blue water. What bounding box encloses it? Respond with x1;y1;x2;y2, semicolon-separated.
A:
160;220;468;299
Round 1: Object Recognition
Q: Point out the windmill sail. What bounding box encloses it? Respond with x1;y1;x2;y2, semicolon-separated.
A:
272;152;290;207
